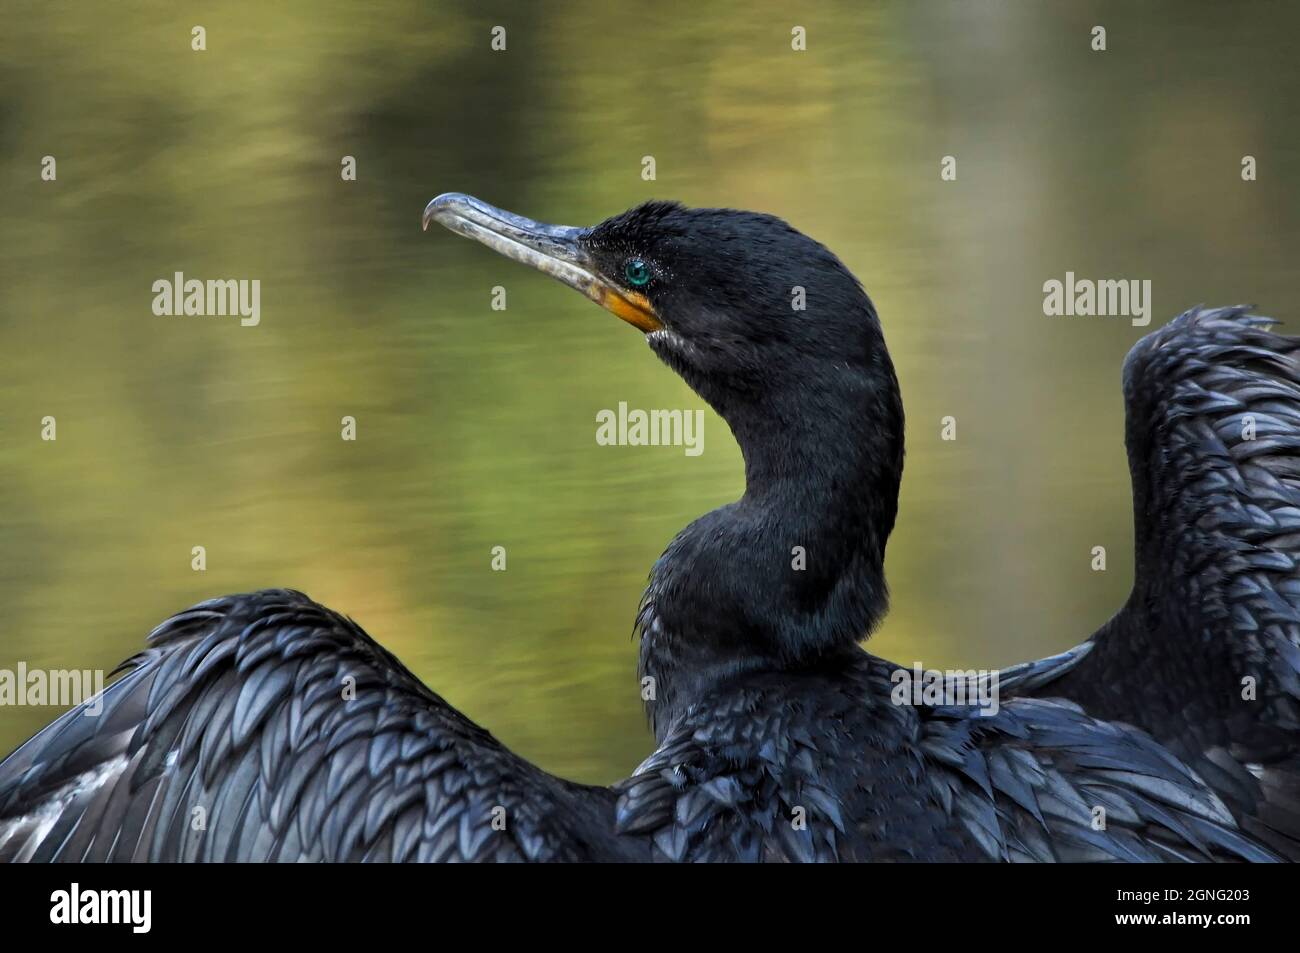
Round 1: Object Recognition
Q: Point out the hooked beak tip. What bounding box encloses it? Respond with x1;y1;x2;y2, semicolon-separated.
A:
422;192;468;233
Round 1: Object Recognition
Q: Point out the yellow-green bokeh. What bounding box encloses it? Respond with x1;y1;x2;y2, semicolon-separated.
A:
2;0;1299;782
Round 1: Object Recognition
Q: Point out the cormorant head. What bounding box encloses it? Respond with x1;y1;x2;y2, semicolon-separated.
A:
423;194;896;455
425;195;904;684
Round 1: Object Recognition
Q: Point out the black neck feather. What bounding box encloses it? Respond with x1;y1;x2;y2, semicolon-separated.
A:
637;324;904;739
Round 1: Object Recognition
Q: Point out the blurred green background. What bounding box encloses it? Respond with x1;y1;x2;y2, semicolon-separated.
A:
2;1;1299;782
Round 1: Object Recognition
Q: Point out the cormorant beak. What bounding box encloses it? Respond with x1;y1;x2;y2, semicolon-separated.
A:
423;193;662;333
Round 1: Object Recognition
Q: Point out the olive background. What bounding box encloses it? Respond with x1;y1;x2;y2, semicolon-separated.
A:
2;0;1298;782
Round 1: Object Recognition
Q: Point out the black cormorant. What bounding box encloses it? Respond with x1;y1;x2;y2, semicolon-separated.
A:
1;195;1298;862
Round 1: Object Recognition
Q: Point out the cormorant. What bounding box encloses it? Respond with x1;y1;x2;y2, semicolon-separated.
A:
1;195;1298;862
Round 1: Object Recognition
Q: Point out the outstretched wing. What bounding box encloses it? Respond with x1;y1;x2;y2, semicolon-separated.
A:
613;660;1278;863
0;590;635;862
921;697;1278;862
1027;306;1300;857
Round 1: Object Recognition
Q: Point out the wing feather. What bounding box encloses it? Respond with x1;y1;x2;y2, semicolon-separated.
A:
0;589;637;862
1024;306;1300;857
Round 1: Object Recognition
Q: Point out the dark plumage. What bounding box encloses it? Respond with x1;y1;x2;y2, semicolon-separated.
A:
1036;307;1300;854
0;591;632;862
1;196;1297;862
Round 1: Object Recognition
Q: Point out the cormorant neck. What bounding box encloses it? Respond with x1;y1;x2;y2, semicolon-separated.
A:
637;341;904;740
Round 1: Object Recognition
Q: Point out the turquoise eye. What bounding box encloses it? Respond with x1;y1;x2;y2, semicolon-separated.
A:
624;258;652;287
